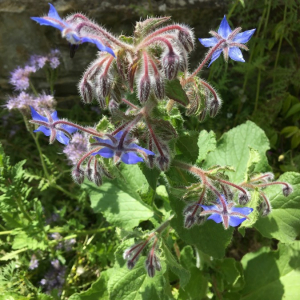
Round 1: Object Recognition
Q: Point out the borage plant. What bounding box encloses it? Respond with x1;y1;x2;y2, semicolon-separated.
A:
13;3;298;298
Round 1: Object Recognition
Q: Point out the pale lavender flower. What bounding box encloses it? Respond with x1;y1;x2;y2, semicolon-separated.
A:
10;66;36;91
40;259;66;295
30;55;48;69
63;132;88;165
29;255;39;270
48;49;61;69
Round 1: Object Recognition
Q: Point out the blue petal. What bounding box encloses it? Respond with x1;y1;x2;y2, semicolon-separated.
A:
31;17;64;31
62;124;77;134
114;131;124;140
34;126;51;136
217;195;228;205
30;106;48;122
207;214;222;223
94;137;114;146
121;152;143;164
229;216;246;227
56;132;70;145
228;47;245;62
81;37;115;57
218;16;232;38
198;37;218;48
94;148;114;158
231;207;253;216
51;111;59;121
48;3;62;21
208;49;222;67
201;205;219;211
130;144;155;156
233;29;256;43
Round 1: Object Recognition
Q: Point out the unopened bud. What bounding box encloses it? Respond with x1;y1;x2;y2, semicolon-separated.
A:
153;75;165;100
93;171;103;187
153;254;161;271
209;98;221;118
178;27;194;52
78;78;93;104
162;51;180;80
72;168;85;185
95;87;106;109
184;214;196;229
127;259;136;270
138;75;151;103
146;264;155;277
262;172;274;182
98;74;111;98
109;99;119;112
195;215;206;225
283;184;293;197
238;191;251;205
156;155;170;172
198;109;207;122
259;202;272;217
86;167;93;182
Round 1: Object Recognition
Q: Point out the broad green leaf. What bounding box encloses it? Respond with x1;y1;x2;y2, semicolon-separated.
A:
197;130;216;163
139;164;161;191
169;190;233;258
69;271;109;300
241;242;300;300
245;148;260;181
176;131;199;163
107;257;170;300
165;79;189;106
83;165;153;230
285;103;300;118
255;172;300;243
204;121;270;183
161;242;190;288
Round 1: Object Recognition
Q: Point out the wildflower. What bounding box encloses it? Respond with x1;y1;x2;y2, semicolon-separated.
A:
10;66;36;91
92;131;155;164
199;16;256;66
63;132;88;165
29;106;77;145
31;3;115;57
29;255;39;270
200;195;253;229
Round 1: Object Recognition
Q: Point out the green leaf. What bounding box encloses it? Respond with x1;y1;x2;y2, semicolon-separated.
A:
245;148;260;181
176;131;199;163
204;121;270;183
280;126;299;138
285;103;300;118
107;257;171;300
241;242;300;300
69;271;109;300
83;165;153;230
161;241;190;288
197;130;216;163
165;79;189;106
255;172;300;243
139;164;161;191
169;190;233;258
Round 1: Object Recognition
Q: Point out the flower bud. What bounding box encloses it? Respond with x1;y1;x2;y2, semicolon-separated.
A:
127;259;136;270
108;99;119;112
161;51;180;80
95;87;106;109
138;75;151;103
283;184;293;197
98;74;111;98
183;203;196;215
259;202;272;217
184;214;196;229
209;98;222;118
72;168;84;185
238;191;251;205
93;171;103;187
146;264;156;278
262;172;274;182
153;254;161;271
86;167;93;182
178;27;194;52
156;155;170;172
78;78;93;104
198;109;208;122
153;75;165;100
195;215;206;225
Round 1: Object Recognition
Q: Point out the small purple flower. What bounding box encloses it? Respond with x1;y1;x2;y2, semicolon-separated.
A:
63;132;88;165
92;131;155;164
29;106;77;145
200;195;253;229
199;16;256;66
29;255;39;270
31;3;115;57
10;66;36;91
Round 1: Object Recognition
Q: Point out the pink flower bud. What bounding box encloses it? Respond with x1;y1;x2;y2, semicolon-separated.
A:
138;74;151;103
98;74;111;98
153;75;165;100
93;171;102;186
161;51;180;80
178;26;194;52
72;167;85;184
184;214;196;229
209;98;222;118
283;184;293;197
156;155;170;171
78;78;93;104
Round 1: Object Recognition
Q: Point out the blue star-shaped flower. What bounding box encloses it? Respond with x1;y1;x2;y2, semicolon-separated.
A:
31;3;115;57
200;195;253;229
30;106;77;145
199;16;256;66
92;131;155;164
